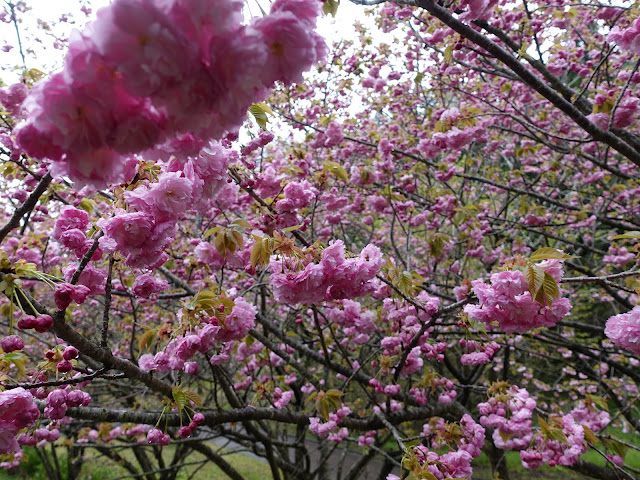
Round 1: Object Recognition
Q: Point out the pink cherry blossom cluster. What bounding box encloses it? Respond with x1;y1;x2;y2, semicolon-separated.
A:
607;17;640;54
377;293;442;375
323;122;345;148
458;0;499;21
389;415;485;480
100;209;176;268
272;388;294;409
14;0;326;189
478;386;536;451
605;305;640;356
131;274;169;298
325;299;377;345
520;414;587;469
269;240;383;305
178;412;205;439
138;297;256;373
570;402;611;432
241;130;275;157
459;339;500;366
603;245;636;268
97;141;238;268
44;387;92;420
53;207;99;260
54;283;91;310
464;260;572;333
19;427;60;449
147;427;171;446
0;388;41;454
276;180;318;213
308;405;351;442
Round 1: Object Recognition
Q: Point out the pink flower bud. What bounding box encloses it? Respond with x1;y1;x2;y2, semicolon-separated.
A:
57;360;73;373
63;346;79;360
1;335;24;352
193;413;205;425
35;315;54;333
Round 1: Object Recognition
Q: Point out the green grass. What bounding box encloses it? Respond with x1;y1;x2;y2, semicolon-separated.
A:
0;445;270;480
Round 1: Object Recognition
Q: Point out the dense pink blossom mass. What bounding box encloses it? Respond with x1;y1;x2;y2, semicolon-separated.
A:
2;0;640;478
464;260;572;333
269;240;383;304
13;0;326;188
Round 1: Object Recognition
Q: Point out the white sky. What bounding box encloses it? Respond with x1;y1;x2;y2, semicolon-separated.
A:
0;0;367;84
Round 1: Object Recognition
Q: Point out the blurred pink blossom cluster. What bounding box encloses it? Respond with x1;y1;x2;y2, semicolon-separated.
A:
14;0;326;188
269;240;383;304
464;260;572;333
0;388;40;454
608;17;640;54
605;305;640;355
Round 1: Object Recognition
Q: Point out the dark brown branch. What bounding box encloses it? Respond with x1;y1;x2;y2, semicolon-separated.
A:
0;172;51;244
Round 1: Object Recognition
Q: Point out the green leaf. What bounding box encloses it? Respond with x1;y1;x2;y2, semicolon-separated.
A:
444;44;454;64
282;225;303;234
612;231;640;240
138;329;156;353
248;103;274;130
78;198;96;214
550;429;569;444
232;219;252;229
538;415;551;437
606;438;628;458
583;426;600;445
535;271;559;306
203;226;221;239
184;389;204;408
172;388;187;410
214;232;227;256
529;247;576;262
416;472;438;480
322;0;339;17
587;394;609;412
250;236;274;269
250;240;263;269
316;398;329;421
327;164;349;183
525;264;545;299
3;352;26;376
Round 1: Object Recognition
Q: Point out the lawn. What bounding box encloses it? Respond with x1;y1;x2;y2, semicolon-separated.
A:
0;444;269;480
